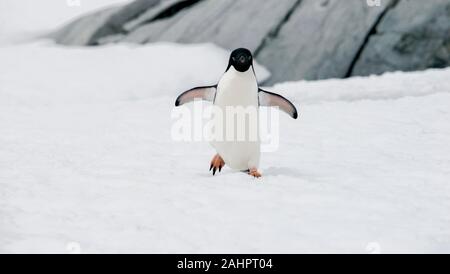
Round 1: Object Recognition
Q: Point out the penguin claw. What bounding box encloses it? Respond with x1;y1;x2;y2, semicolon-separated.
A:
248;168;262;178
210;154;225;176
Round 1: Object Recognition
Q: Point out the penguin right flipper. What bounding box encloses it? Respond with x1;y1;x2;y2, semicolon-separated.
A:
175;85;217;106
258;88;298;119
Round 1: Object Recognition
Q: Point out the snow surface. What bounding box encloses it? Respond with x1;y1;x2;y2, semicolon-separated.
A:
1;41;450;253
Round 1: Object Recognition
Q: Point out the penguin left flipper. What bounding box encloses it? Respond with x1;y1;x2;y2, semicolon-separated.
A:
258;88;298;119
175;85;217;106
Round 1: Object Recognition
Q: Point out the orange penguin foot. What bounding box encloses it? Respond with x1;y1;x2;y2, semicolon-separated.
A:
248;168;262;178
209;154;225;176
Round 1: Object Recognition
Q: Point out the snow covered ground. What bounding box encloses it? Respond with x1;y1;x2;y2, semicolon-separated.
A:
1;40;450;253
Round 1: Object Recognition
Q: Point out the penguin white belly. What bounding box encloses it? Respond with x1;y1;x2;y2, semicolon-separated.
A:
210;67;260;171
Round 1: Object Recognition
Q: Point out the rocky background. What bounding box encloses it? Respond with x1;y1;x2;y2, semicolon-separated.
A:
51;0;450;84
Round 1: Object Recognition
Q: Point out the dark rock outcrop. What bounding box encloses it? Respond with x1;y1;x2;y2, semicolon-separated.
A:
51;0;450;83
255;0;394;83
124;0;300;52
86;0;162;45
51;6;121;45
351;0;450;76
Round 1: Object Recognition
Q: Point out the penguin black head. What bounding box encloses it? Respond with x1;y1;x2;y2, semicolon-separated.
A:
227;48;253;72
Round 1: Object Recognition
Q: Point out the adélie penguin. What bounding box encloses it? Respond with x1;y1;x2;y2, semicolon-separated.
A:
175;48;298;178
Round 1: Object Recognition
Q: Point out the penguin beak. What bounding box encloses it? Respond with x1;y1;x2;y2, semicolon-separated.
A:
238;56;246;64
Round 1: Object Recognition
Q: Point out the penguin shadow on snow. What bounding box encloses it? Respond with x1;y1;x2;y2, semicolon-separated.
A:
196;166;305;179
195;168;243;178
261;167;305;178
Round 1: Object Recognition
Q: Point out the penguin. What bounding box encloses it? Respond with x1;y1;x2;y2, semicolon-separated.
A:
175;48;298;177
